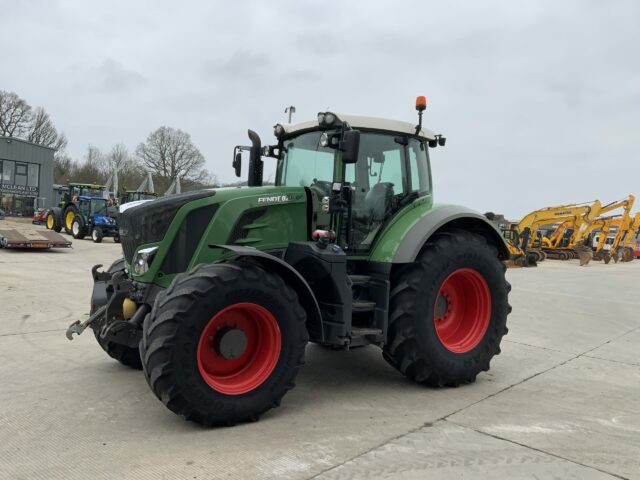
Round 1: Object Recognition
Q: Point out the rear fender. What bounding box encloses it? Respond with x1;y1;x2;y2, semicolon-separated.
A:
389;205;510;263
215;245;324;342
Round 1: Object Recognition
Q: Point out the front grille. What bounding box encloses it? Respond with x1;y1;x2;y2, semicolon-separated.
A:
160;204;219;274
119;190;215;262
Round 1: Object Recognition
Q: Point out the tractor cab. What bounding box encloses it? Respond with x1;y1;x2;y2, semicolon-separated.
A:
234;97;446;254
122;191;158;204
65;183;108;203
76;196;109;218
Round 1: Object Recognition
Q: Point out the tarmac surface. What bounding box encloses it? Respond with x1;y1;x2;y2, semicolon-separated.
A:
0;221;639;479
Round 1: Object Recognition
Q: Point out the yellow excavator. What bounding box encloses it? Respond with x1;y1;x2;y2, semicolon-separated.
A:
587;195;635;263
513;201;602;263
484;213;538;267
621;212;640;254
587;216;620;262
608;210;638;263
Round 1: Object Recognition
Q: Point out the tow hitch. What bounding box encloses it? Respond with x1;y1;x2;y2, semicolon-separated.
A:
66;304;107;340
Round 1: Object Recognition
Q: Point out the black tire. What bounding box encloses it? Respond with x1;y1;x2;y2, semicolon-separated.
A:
91;227;104;243
46;207;63;232
63;205;78;234
71;217;86;239
113;233;121;243
140;261;308;426
91;258;143;370
383;230;510;387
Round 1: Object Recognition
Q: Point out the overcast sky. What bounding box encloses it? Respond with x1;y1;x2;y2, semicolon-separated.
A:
2;0;639;218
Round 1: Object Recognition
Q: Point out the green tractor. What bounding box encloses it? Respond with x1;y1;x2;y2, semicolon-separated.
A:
121;190;158;204
67;98;511;426
46;182;108;234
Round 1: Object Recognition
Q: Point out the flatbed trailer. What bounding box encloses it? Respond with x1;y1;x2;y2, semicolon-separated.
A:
0;224;72;249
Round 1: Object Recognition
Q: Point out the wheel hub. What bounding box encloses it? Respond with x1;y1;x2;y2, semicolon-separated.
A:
435;294;449;318
213;327;248;360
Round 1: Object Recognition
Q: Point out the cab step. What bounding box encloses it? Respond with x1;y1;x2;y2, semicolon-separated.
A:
349;274;372;286
352;300;376;312
352;327;383;336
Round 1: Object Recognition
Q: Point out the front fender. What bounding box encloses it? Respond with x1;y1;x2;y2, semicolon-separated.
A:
215;245;324;342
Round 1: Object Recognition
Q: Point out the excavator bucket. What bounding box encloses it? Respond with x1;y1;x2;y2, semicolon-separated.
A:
574;242;593;266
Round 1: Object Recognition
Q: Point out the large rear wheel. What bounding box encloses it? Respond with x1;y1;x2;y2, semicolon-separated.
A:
46;207;63;232
64;205;78;234
384;230;510;386
140;261;308;426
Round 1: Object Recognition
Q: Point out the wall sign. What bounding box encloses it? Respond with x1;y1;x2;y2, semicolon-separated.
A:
0;184;39;195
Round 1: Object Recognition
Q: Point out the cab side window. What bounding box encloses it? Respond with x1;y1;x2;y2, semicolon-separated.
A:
408;139;430;193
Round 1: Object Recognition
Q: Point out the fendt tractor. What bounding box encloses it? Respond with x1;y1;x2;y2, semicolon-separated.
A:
67;98;511;426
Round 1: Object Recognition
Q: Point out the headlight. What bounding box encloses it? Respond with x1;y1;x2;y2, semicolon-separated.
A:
133;246;159;275
317;111;340;129
320;132;329;147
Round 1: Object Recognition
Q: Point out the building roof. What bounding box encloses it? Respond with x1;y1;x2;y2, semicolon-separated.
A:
0;135;56;151
281;113;436;140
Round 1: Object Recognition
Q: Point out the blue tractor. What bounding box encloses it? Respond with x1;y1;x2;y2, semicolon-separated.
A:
69;197;120;243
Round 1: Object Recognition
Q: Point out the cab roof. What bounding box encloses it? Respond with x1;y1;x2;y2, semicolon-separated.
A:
281;113;436;141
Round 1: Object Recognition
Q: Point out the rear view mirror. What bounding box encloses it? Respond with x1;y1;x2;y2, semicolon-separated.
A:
232;147;242;178
340;130;360;164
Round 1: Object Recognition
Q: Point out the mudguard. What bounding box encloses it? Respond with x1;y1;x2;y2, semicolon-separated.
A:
215;244;324;342
396;205;509;262
372;204;509;263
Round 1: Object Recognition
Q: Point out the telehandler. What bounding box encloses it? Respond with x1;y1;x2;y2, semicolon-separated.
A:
67;99;511;426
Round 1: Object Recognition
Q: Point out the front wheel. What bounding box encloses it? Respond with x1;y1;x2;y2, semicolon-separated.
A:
71;217;86;239
384;230;510;386
140;261;308;426
91;227;104;243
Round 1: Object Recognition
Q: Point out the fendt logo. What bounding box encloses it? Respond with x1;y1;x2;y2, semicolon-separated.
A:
258;195;290;204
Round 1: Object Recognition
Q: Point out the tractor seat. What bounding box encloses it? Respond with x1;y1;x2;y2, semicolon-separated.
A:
364;182;394;222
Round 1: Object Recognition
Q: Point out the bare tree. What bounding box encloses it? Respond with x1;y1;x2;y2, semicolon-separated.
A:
0;91;32;137
54;154;78;184
135;126;208;183
26;107;68;153
73;145;105;184
102;143;147;191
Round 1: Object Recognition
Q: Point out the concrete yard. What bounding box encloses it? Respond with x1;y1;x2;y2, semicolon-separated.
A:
0;224;639;480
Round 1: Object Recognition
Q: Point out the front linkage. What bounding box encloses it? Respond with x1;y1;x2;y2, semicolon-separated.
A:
66;263;151;348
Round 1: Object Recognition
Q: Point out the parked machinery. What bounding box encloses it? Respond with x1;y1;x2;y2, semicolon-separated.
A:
512;201;602;263
45;183;108;234
69;196;120;243
66;99;512;426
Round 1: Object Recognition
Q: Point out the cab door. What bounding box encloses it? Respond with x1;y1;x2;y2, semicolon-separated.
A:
345;133;431;254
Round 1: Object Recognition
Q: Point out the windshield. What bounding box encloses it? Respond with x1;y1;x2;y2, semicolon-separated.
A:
90;199;107;215
276;131;335;187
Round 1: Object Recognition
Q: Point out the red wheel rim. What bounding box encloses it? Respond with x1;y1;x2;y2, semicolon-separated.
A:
197;303;281;395
433;268;491;353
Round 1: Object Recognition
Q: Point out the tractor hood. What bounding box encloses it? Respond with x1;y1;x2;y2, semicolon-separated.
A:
118;186;309;285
